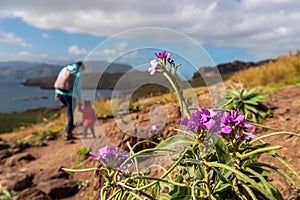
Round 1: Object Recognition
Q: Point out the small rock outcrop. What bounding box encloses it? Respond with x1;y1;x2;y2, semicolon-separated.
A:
0;138;80;200
0;167;34;192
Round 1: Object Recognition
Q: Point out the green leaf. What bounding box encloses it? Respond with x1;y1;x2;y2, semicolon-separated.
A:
160;182;174;193
213;183;231;193
244;167;273;197
159;193;172;200
197;162;206;178
223;87;269;122
236;145;281;160
169;185;192;200
268;183;284;200
215;136;233;165
249;165;272;177
203;161;274;199
250;131;300;144
245;104;259;113
156;134;193;150
241;183;258;200
229;88;240;97
214;137;235;191
243;100;259;105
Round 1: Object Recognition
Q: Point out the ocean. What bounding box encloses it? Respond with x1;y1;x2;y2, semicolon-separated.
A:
0;78;115;113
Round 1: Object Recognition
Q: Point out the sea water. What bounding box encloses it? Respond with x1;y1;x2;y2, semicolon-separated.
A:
0;78;115;113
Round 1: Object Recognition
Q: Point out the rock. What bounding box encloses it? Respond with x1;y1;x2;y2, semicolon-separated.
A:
0;141;10;150
0;149;12;163
16;187;52;200
45;134;56;140
4;152;36;166
12;147;23;154
41;142;48;147
37;179;79;199
192;59;275;80
0;167;34;192
33;167;70;184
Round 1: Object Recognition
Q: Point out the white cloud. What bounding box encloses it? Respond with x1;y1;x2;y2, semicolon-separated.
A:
100;42;132;62
0;31;31;47
102;48;117;62
82;42;135;62
0;0;300;59
68;45;89;55
41;33;49;38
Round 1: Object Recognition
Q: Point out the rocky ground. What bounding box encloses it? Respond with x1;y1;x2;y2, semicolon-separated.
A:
1;83;300;199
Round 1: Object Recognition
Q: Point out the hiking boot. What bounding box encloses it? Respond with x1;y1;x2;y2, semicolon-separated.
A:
64;132;74;141
65;140;75;144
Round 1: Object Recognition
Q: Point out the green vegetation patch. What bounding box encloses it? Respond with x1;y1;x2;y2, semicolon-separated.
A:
0;107;61;134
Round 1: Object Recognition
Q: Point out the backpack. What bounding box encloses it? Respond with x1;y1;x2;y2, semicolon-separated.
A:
54;66;77;92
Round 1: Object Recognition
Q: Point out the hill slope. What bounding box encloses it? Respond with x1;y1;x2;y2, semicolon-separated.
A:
1;82;300;199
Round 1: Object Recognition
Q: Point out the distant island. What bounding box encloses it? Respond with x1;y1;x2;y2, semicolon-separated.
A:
22;71;166;90
0;60;133;80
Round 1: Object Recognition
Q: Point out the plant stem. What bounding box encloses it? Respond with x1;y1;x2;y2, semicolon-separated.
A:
61;167;97;173
162;70;190;117
235;145;281;159
117;148;189;192
160;148;189;179
250;131;300;144
135;176;186;188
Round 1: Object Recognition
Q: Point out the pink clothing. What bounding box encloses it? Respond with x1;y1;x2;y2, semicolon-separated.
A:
78;107;97;126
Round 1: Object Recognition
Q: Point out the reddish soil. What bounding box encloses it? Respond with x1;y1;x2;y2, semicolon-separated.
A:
20;83;300;199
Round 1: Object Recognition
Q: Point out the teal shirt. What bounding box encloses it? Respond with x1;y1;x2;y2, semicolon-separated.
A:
55;63;82;100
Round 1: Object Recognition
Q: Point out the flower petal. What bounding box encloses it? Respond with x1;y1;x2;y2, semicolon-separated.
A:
222;125;232;134
89;152;100;160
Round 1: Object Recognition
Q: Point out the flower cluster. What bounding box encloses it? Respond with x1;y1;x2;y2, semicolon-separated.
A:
221;110;255;140
179;108;218;131
179;108;254;141
89;146;131;173
155;50;172;59
148;50;173;75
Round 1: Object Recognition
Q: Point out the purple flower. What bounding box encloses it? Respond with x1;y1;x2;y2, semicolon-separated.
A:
220;110;254;139
151;124;160;131
179;108;255;141
179;108;217;132
155;51;172;59
89;146;131;172
148;59;160;75
243;130;255;140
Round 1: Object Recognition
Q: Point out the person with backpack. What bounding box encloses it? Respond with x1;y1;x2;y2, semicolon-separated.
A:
54;61;85;141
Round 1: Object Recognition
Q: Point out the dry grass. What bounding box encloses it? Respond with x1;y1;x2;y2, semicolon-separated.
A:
232;50;300;87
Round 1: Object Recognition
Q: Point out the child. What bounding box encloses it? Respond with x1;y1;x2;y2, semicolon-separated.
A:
78;101;97;138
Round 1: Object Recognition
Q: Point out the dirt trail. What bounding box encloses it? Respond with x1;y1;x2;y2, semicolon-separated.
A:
24;135;84;170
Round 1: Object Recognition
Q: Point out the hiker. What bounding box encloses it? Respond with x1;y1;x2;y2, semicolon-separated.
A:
54;61;85;140
78;100;97;138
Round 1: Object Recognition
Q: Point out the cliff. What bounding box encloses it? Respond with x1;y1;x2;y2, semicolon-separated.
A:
192;59;275;80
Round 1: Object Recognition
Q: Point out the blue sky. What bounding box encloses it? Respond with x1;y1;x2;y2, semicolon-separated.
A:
0;0;299;72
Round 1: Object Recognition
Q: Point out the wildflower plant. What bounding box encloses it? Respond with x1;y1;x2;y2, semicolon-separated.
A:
62;50;300;199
